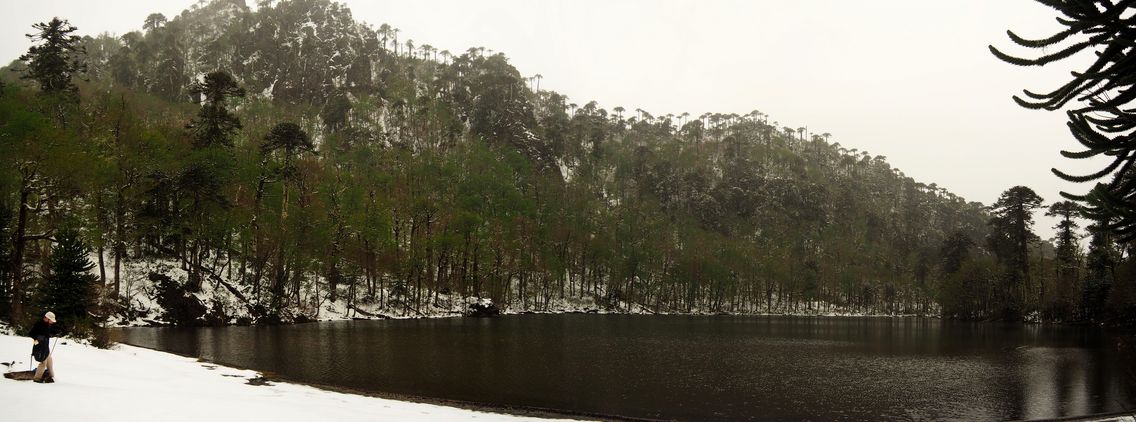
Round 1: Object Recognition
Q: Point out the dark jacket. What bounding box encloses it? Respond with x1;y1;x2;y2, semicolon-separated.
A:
27;319;59;362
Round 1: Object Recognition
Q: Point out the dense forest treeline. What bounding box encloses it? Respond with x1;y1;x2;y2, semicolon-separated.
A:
0;0;1133;328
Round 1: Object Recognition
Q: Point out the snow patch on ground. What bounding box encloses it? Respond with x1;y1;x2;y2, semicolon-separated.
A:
0;331;581;422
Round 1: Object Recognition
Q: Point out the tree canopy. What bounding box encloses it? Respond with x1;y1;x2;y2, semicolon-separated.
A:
19;17;85;96
991;0;1136;240
1;0;1132;327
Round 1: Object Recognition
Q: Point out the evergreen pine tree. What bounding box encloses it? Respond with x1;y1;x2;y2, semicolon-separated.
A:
38;229;98;323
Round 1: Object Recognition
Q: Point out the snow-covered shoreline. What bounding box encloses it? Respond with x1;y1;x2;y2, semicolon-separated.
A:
108;258;933;328
0;332;584;422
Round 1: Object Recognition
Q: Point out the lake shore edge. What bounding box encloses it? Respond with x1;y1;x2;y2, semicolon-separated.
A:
0;329;600;422
118;339;660;422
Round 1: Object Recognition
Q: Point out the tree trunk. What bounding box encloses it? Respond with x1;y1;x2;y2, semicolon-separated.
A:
9;185;31;323
113;186;126;298
96;242;107;286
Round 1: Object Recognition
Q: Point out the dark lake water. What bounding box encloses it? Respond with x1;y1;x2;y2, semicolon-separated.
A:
117;315;1136;421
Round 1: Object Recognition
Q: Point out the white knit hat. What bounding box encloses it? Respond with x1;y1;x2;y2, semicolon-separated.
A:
44;312;56;323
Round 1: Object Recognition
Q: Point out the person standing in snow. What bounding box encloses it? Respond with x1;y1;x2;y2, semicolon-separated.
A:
28;311;60;383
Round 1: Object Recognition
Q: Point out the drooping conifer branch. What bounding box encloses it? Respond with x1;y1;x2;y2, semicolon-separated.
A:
993;0;1136;239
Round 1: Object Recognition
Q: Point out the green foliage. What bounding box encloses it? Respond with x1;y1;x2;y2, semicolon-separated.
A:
320;93;351;131
143;13;167;32
1082;221;1118;321
940;231;973;277
0;204;12;317
19;18;85;96
36;229;98;322
14;0;1134;326
187;70;245;149
261;122;314;158
986;186;1044;320
939;257;995;319
1045;200;1081;320
0;78;95;322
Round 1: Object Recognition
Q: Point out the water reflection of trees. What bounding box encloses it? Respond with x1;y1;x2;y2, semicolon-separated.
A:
1019;346;1132;419
125;317;1136;420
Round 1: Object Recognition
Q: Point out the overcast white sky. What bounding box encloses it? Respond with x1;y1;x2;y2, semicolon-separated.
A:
0;0;1105;240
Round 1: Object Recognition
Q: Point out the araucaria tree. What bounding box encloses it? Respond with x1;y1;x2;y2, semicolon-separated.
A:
180;70;245;291
1045;200;1082;319
986;186;1044;320
187;71;245;149
257;122;316;310
19;17;85;96
990;1;1136;239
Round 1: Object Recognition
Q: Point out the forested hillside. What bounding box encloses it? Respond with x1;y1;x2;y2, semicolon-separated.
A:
1;0;1130;327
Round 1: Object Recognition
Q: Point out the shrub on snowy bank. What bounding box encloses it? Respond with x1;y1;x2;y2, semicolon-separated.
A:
465;301;501;317
151;273;209;326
